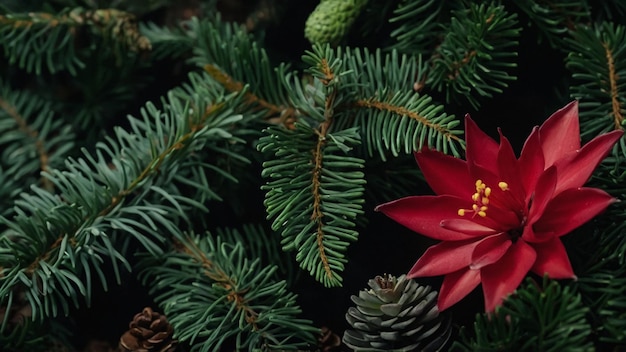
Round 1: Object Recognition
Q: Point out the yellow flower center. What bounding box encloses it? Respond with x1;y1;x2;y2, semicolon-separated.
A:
458;179;509;218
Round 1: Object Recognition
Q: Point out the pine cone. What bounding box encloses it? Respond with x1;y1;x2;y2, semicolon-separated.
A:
118;307;177;352
304;0;369;46
343;274;452;351
318;326;341;352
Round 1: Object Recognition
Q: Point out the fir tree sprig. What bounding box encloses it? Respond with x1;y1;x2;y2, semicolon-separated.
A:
573;155;626;346
258;121;366;288
213;224;299;285
0;82;75;202
453;277;593;351
139;19;195;60
576;262;626;346
0;7;150;75
0;71;244;341
386;0;447;55
138;233;318;351
333;47;465;159
512;0;590;48
565;23;626;346
427;1;520;109
0;8;84;74
159;16;465;287
190;16;293;116
566;22;626;145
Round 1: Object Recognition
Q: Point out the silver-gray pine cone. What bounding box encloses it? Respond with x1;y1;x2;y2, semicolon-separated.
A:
342;274;451;351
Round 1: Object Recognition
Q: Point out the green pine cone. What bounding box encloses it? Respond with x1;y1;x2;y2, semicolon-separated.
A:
304;0;369;46
343;274;452;351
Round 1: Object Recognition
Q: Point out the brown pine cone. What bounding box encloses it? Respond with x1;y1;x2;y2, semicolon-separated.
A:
318;326;341;352
118;307;177;352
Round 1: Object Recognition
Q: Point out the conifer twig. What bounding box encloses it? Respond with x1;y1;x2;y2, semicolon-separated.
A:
175;237;260;329
0;98;52;191
355;98;463;144
204;64;298;128
311;58;336;282
603;42;624;129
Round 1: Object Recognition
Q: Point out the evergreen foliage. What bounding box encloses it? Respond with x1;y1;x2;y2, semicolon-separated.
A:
138;233;317;351
566;22;626;144
453;277;593;351
0;0;624;350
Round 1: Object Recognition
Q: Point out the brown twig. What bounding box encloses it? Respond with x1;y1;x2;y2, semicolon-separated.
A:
355;98;463;144
310;58;336;283
0;97;53;191
603;42;624;129
175;237;260;328
204;64;298;128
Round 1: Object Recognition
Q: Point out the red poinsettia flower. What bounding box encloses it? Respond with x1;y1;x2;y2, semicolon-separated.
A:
376;101;623;312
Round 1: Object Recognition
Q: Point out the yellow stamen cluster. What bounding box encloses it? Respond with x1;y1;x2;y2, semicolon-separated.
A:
458;179;511;218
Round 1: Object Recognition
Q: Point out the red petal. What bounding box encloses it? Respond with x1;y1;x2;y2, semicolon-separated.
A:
519;126;545;198
440;219;499;236
497;131;526;205
553;130;623;194
527;166;557;225
408;239;478;277
375;195;475;241
481;240;536;312
415;149;474;198
530;237;576;279
470;233;512;270
521;222;553;244
465;114;499;172
437;268;481;311
533;187;617;237
539;101;581;167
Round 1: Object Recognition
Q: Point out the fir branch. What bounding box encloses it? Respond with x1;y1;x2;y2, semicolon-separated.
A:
138;234;318;351
0;71;244;341
203;63;298;127
97;101;225;218
566;23;626;145
0;7;150;74
512;0;590;48
190;16;294;117
258;45;367;287
258;122;366;287
0;83;75;200
311;57;338;284
576;263;626;346
355;95;462;153
213;224;299;285
426;1;520;109
0;97;52;191
592;1;626;21
139;19;195;60
386;0;447;54
145;16;302;127
78;8;151;52
175;236;263;330
0;315;71;352
453;277;592;351
573;163;626;346
604;41;624;130
334;47;465;159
